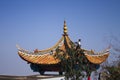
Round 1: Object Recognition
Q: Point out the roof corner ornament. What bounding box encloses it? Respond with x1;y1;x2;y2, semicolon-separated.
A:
63;20;68;35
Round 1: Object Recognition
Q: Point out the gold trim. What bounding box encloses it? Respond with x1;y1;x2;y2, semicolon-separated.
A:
85;52;109;64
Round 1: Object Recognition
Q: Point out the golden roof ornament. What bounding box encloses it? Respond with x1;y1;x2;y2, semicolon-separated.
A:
63;20;68;35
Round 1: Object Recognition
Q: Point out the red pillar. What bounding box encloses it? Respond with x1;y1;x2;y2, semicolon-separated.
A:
88;76;91;80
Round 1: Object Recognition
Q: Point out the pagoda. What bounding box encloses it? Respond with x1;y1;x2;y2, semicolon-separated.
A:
17;21;109;75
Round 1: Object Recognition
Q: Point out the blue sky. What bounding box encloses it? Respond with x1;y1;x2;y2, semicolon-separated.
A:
0;0;120;75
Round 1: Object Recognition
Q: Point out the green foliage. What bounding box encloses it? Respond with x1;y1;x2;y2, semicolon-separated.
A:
54;40;97;80
105;66;120;80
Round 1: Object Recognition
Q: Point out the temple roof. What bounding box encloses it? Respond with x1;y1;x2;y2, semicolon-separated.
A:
18;35;73;64
17;21;109;65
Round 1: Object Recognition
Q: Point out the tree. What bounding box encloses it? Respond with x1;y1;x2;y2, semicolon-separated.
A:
55;42;98;80
102;36;120;80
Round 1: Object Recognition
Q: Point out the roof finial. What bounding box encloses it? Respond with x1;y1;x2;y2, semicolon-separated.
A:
63;20;68;35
